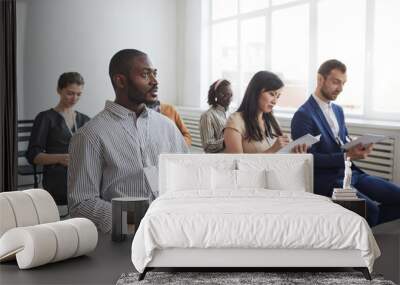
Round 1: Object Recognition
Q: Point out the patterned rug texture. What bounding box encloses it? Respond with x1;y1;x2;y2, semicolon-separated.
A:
116;271;396;285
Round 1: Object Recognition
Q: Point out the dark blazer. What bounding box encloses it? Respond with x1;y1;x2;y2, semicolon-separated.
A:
291;95;362;196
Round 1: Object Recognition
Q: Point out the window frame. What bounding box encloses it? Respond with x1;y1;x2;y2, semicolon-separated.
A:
208;0;400;122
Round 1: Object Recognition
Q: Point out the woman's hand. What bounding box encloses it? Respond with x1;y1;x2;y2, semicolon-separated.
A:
33;153;70;166
290;143;308;154
270;135;290;153
57;154;70;166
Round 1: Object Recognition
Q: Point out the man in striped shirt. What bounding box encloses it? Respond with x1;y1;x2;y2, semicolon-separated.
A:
68;49;188;233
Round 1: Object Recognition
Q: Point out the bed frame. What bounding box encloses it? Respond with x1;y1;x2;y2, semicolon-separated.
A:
139;248;371;280
137;154;372;281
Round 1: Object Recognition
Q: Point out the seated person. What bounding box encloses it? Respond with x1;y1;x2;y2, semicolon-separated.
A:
291;59;400;226
67;49;189;233
26;72;90;206
145;92;192;146
224;71;306;154
200;79;232;153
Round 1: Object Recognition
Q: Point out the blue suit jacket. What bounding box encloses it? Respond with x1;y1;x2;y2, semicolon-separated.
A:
291;95;361;196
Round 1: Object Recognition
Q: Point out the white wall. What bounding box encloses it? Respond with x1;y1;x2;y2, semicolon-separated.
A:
176;0;209;109
17;0;178;119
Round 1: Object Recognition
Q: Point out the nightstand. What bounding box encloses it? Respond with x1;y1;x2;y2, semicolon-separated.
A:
111;197;149;242
332;198;367;219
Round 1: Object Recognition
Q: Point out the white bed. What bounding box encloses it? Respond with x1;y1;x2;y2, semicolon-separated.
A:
131;154;380;280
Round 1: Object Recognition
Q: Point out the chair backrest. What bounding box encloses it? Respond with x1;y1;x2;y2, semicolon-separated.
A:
159;153;314;195
17;120;34;160
17;120;42;188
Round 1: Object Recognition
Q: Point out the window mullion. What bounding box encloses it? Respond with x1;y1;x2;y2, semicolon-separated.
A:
266;0;272;70
208;0;212;105
308;0;317;96
363;0;375;120
237;1;242;105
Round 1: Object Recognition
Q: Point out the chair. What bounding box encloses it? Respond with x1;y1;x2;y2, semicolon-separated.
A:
17;120;43;188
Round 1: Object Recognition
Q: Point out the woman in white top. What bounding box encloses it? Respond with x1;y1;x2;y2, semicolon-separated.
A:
224;71;306;154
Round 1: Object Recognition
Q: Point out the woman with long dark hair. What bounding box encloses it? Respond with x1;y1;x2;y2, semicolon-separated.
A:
224;71;306;153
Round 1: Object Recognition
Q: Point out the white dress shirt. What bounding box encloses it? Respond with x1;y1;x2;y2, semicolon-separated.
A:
312;94;341;144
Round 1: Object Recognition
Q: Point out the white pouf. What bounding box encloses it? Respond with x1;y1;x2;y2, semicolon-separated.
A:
0;189;98;269
0;218;98;269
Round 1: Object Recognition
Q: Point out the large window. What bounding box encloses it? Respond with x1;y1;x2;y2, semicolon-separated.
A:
210;0;400;121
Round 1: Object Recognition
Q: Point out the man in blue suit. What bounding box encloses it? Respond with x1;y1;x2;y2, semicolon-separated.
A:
291;59;400;226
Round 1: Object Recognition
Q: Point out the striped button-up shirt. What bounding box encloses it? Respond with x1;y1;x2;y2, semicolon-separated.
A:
199;105;228;153
68;101;189;233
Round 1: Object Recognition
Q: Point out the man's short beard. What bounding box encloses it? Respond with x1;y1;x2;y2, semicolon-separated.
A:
146;98;159;107
126;81;146;104
320;87;334;101
127;95;142;104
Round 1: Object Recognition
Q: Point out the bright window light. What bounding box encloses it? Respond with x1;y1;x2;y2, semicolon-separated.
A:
317;0;365;115
372;0;400;114
209;0;400;121
272;0;301;6
240;16;266;106
239;0;268;13
271;4;309;110
211;20;239;101
212;0;238;20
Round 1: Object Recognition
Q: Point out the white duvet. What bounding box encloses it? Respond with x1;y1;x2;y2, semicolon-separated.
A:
131;190;380;273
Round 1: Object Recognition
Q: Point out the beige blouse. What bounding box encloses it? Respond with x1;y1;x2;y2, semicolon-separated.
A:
224;112;275;153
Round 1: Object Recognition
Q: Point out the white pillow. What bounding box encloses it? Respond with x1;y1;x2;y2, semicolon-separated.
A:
212;168;237;191
266;163;307;191
237;169;268;189
167;162;212;192
237;159;308;191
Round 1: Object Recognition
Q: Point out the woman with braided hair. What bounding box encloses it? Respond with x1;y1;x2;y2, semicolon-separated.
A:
199;79;232;153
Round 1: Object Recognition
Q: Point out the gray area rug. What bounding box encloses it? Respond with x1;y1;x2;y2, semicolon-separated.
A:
117;271;396;285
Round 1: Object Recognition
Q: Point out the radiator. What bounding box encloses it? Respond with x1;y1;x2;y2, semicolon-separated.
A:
179;108;204;150
182;114;203;149
179;107;398;183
